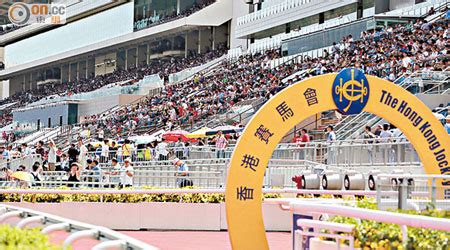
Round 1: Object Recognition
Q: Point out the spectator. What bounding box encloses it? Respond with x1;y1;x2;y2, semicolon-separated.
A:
156;138;169;161
120;158;134;188
21;143;31;157
30;162;43;186
35;141;45;158
101;139;110;163
109;158;122;185
445;115;450;134
326;125;336;164
174;138;185;159
67;162;81;187
173;158;191;188
213;131;228;158
121;139;133;160
67;143;79;165
380;123;394;163
59;153;70;171
362;125;376;164
78;138;88;168
47;140;57;171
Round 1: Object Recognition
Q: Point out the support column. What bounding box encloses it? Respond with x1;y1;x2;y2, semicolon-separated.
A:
76;62;79;80
136;46;139;68
198;29;201;54
68;65;71;82
212;26;216;50
125;50;128;70
177;0;181;14
147;43;150;65
30;72;34;90
185;32;188;58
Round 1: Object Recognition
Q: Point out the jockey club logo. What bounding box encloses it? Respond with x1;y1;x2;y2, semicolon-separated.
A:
332;68;369;115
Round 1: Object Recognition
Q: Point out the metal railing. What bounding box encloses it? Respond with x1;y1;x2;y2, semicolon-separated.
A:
284;200;450;250
376;174;450;211
0;187;376;197
0;204;157;250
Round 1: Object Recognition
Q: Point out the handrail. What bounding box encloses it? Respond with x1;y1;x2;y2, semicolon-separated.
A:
289;201;450;232
0;204;157;250
0;188;376;196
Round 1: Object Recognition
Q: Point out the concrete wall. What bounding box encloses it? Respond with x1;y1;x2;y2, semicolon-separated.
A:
375;0;390;14
0;47;4;63
78;94;143;120
0;80;9;100
389;0;414;10
4;2;134;67
94;52;117;76
230;0;249;49
199;28;211;53
12;103;72;128
5;202;291;231
9;75;23;96
214;24;229;48
118;94;143;106
416;94;450;109
186;30;199;54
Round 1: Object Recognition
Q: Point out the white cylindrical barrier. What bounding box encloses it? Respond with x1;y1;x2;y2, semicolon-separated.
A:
322;174;342;190
302;174;321;189
367;170;390;191
344;173;365;190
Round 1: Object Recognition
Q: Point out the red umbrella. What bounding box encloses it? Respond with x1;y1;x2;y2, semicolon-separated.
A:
162;130;196;143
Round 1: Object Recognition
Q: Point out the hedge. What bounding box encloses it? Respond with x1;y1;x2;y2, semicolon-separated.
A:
0;225;63;250
327;199;450;250
0;187;281;203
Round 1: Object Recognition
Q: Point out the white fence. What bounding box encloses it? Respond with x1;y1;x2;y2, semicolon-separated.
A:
283;200;450;250
0;204;157;249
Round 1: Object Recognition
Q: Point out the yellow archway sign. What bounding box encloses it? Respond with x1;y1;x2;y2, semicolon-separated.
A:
225;69;450;250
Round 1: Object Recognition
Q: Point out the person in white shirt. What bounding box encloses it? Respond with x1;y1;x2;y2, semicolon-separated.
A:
59;153;70;171
21;143;31;157
326;125;337;164
100;139;110;163
120;158;134;188
47;140;57;171
98;128;104;141
78;138;88;168
108;158;122;186
379;123;394;163
156;138;169;161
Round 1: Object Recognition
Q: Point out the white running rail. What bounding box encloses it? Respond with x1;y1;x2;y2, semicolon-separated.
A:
0;204;158;250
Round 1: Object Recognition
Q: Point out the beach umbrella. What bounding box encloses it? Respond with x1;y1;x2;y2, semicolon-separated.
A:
11;171;32;182
162;130;194;142
205;125;244;136
186;127;211;138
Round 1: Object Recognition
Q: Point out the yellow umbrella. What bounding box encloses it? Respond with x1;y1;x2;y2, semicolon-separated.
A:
186;127;212;139
11;171;32;182
90;140;117;148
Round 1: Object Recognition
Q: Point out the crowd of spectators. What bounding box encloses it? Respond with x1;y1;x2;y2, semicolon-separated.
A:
134;0;216;31
1;16;448;146
0;45;227;134
0;24;23;36
82;17;449;141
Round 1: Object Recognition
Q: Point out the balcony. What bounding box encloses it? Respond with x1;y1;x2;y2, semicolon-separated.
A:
235;0;357;39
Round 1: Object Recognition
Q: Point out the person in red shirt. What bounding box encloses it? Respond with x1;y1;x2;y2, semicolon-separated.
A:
292;129;311;160
299;129;311;146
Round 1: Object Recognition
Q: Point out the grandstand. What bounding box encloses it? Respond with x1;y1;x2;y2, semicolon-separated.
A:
0;0;449;249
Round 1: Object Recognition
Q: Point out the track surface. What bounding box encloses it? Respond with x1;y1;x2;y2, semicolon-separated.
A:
51;230;291;249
